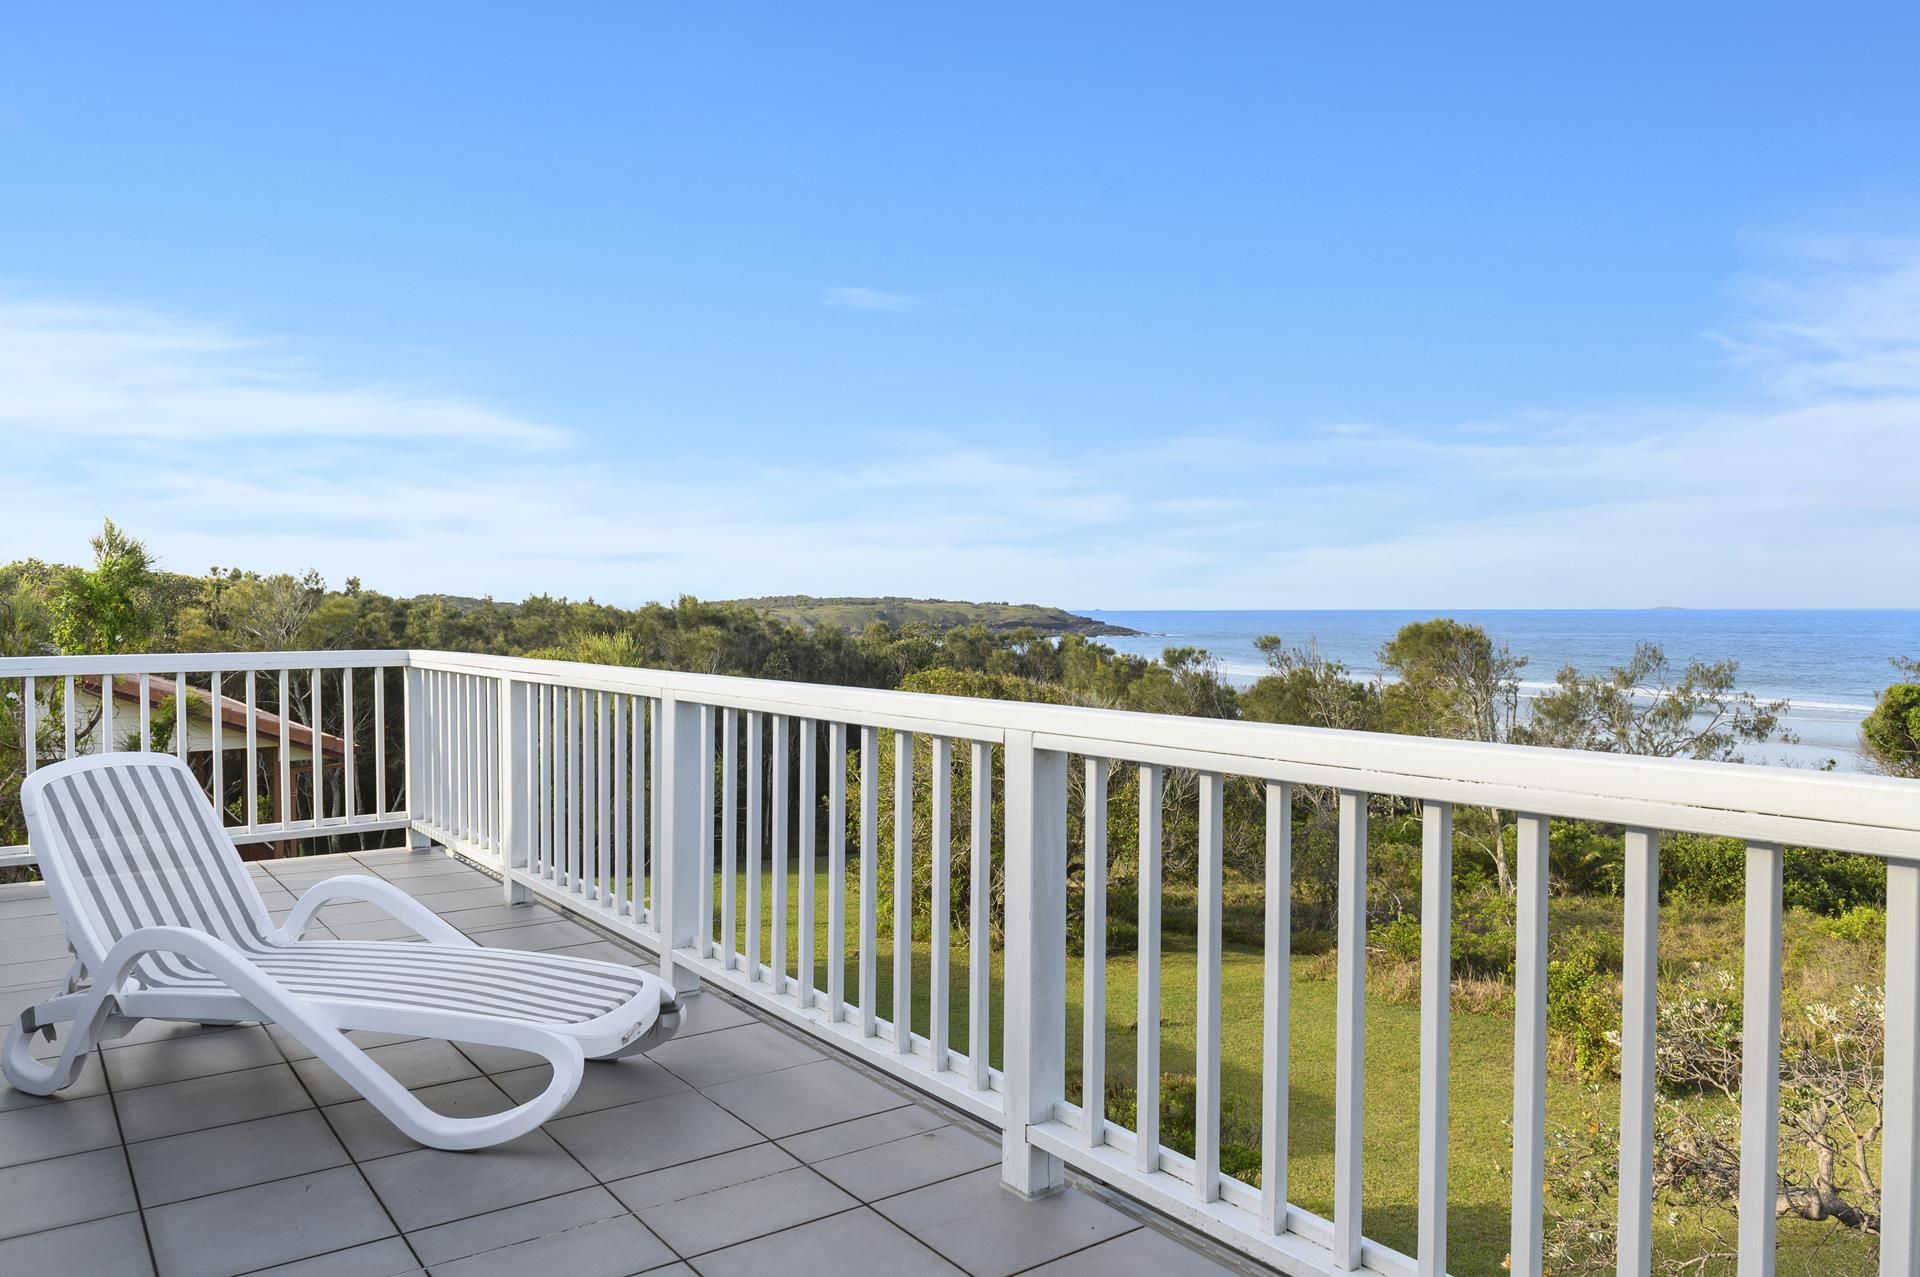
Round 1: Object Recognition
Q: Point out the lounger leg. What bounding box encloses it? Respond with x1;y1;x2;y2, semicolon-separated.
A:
2;991;135;1096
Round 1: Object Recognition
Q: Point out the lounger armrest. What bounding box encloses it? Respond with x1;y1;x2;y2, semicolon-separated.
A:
278;875;476;947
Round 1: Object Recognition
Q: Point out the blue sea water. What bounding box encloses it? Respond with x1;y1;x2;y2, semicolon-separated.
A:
1079;610;1920;773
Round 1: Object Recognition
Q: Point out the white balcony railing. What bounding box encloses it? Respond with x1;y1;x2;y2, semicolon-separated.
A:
3;648;1917;1277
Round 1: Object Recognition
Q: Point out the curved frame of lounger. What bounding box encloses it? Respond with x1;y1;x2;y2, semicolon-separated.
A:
274;873;680;1060
278;874;480;947
3;925;585;1151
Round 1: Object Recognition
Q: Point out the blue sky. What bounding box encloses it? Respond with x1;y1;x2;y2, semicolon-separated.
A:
3;4;1917;608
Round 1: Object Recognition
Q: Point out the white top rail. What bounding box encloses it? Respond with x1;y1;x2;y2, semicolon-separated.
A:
5;648;1917;858
405;650;1920;860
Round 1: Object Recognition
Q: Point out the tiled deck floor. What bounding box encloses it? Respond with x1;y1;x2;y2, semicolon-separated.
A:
0;848;1251;1277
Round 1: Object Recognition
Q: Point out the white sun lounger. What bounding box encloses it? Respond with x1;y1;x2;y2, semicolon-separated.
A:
3;752;679;1149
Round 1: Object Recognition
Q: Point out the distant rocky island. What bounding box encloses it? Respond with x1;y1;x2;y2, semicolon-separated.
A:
725;595;1140;637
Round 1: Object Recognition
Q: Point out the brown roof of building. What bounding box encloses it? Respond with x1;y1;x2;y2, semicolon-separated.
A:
76;673;349;759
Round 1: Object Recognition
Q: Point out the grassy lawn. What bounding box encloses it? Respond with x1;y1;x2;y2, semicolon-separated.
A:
691;868;1873;1275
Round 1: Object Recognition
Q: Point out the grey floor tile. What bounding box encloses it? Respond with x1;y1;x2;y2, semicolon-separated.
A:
0;1211;153;1277
875;1167;1139;1277
295;1038;482;1106
778;1105;947;1163
426;1212;672;1277
249;1237;422;1276
360;1129;595;1231
128;1109;350;1206
547;1089;762;1180
0;1054;108;1111
390;874;499;901
1021;1225;1243;1276
104;1024;284;1091
373;860;489;882
451;1039;549;1075
0;1146;137;1240
269;1024;420;1062
0;911;69;938
700;1059;907;1139
0;932;74;963
104;1016;250;1051
645;1022;821;1089
812;1123;1000;1201
689;1206;963;1277
328;918;431;942
0;1091;122;1168
472;920;601;951
433;902;555;932
672;993;754;1037
494;1056;686;1117
406;1184;625;1264
323;1078;517;1162
0;954;77;990
146;1165;396;1277
408;886;513;915
610;1144;855;1256
542;939;651;966
114;1062;313;1143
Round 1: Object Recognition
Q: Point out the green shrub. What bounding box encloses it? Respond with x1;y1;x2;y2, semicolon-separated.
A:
1547;941;1618;1080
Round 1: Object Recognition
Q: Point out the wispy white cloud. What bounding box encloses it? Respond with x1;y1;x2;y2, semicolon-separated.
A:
5;239;1920;609
820;285;915;312
0;299;568;447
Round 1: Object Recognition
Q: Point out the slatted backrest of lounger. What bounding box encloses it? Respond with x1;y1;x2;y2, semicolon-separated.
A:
21;753;276;967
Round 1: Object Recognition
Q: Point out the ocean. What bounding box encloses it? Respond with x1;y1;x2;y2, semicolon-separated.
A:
1079;610;1920;773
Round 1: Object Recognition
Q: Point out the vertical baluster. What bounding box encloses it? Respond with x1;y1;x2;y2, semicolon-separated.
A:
1511;815;1550;1277
277;671;290;828
176;670;189;763
931;737;952;1071
565;688;580;887
893;730;914;1052
342;669;356;821
374;666;387;820
1739;842;1783;1277
828;721;847;1020
1083;757;1108;1147
22;676;36;774
313;668;325;824
968;740;992;1091
64;674;76;757
101;674;114;753
798;719;817;1007
1136;763;1162;1171
1196;771;1224;1201
139;673;152;752
1418;801;1453;1277
542;686;556;878
211;671;224;816
245;672;258;831
584;691;601;895
1260;781;1293;1232
614;695;628;915
650;700;662;920
641;698;656;917
1884;860;1920;1277
697;706;715;956
748;712;764;982
772;715;789;994
721;709;738;968
859;724;878;1037
596;692;611;902
1618;827;1660;1277
1333;789;1368;1269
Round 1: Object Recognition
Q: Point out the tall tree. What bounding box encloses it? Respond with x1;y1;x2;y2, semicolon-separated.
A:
1861;657;1920;779
1524;642;1791;763
50;519;158;655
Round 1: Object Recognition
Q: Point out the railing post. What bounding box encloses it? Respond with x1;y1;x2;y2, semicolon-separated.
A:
653;694;706;998
1001;730;1067;1197
500;678;531;905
